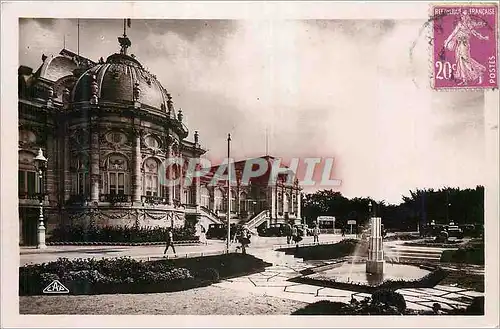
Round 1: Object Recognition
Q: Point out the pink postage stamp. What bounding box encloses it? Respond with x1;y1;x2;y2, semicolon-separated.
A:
431;3;498;90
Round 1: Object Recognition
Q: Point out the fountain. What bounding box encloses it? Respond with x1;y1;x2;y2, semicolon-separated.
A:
298;215;434;288
366;217;384;276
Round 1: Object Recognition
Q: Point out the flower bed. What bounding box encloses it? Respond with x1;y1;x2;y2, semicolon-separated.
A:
403;239;466;248
276;239;362;261
289;267;448;294
47;225;198;244
440;239;484;265
383;233;422;242
46;241;201;246
20;254;271;296
291;291;483;315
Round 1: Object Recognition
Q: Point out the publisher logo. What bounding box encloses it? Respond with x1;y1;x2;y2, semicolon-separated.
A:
43;280;69;294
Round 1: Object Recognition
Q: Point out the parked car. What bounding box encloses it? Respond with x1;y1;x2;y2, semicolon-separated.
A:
206;223;239;240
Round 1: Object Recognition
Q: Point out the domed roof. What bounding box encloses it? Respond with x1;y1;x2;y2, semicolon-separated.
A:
36;52;79;82
72;52;173;117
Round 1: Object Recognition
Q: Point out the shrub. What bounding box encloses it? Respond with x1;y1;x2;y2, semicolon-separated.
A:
19;254;270;295
39;272;60;288
371;289;406;313
47;225;198;243
196;268;220;283
277;239;361;260
440;239;484;265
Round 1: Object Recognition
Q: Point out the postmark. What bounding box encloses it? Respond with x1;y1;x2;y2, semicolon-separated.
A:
431;3;498;90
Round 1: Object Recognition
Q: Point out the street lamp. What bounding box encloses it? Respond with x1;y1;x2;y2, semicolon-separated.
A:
34;148;48;249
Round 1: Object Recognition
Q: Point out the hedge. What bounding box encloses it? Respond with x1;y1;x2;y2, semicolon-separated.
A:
47;225;197;243
277;239;362;261
440;239;484;265
20;254;272;295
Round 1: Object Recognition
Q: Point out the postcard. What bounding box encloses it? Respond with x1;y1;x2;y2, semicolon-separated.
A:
1;1;498;328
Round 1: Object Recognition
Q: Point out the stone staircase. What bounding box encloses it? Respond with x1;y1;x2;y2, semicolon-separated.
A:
384;243;450;263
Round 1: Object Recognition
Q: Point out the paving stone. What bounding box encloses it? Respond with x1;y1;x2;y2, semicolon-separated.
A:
405;301;433;310
284;284;321;295
317;287;353;298
415;288;450;296
251;281;291;288
457;290;483;298
434;285;467;292
419;295;469;306
444;292;469;299
404;295;431;303
397;289;426;297
213;281;255;291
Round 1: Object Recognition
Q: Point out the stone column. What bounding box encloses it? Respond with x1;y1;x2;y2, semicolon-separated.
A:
89;120;100;203
63;129;70;202
270;186;276;219
132;130;142;204
297;191;302;219
168;148;174;205
366;217;384;275
283;189;288;214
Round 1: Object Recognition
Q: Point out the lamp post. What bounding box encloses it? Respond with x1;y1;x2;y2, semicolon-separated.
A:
34;148;48;249
226;133;231;252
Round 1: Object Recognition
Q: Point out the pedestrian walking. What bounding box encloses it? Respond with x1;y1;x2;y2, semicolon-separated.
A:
313;225;320;244
285;222;292;244
163;227;177;255
199;224;208;245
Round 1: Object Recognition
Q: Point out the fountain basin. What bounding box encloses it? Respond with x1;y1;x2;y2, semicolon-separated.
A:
306;261;431;287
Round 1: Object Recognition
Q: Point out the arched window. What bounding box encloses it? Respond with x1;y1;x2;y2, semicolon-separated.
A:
285;192;291;213
143;157;160;197
200;186;210;208
277;191;283;214
292;192;298;214
239;192;247;212
259;191;267;213
103;154;129;195
71;155;89;196
171;164;181;202
214;188;223;211
231;188;237;212
18;150;37;198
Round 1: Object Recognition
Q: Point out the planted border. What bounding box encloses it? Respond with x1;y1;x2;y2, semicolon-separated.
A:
20;253;272;296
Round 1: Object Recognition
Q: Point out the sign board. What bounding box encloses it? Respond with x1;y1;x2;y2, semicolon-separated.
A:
317;216;335;221
347;220;356;225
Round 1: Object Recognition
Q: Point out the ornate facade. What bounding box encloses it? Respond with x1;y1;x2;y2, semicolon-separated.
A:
18;32;301;245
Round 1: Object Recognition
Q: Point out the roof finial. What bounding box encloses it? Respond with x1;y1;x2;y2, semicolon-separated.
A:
118;18;132;55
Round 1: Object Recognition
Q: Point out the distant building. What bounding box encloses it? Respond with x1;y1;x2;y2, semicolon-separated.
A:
199;155;303;229
18;29;301;245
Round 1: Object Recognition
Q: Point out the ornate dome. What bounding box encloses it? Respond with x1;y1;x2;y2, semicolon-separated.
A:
71;52;173;117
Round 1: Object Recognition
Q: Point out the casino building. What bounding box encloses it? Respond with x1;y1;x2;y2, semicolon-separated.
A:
18;25;302;245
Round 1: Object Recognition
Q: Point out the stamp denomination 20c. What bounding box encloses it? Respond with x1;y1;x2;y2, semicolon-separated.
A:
432;3;498;90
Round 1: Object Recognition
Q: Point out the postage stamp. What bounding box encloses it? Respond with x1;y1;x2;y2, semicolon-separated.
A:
431;3;498;90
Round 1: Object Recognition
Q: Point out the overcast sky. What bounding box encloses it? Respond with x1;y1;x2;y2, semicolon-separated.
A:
19;18;486;203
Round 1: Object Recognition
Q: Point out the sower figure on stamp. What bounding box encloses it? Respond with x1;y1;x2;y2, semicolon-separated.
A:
444;10;489;85
163;227;177;256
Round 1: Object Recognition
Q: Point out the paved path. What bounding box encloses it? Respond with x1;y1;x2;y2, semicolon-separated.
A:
213;247;484;312
20;234;345;266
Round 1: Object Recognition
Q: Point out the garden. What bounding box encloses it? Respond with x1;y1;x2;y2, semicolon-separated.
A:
20;253;271;296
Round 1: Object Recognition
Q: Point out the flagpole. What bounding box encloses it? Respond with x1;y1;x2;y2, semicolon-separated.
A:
227;133;231;252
